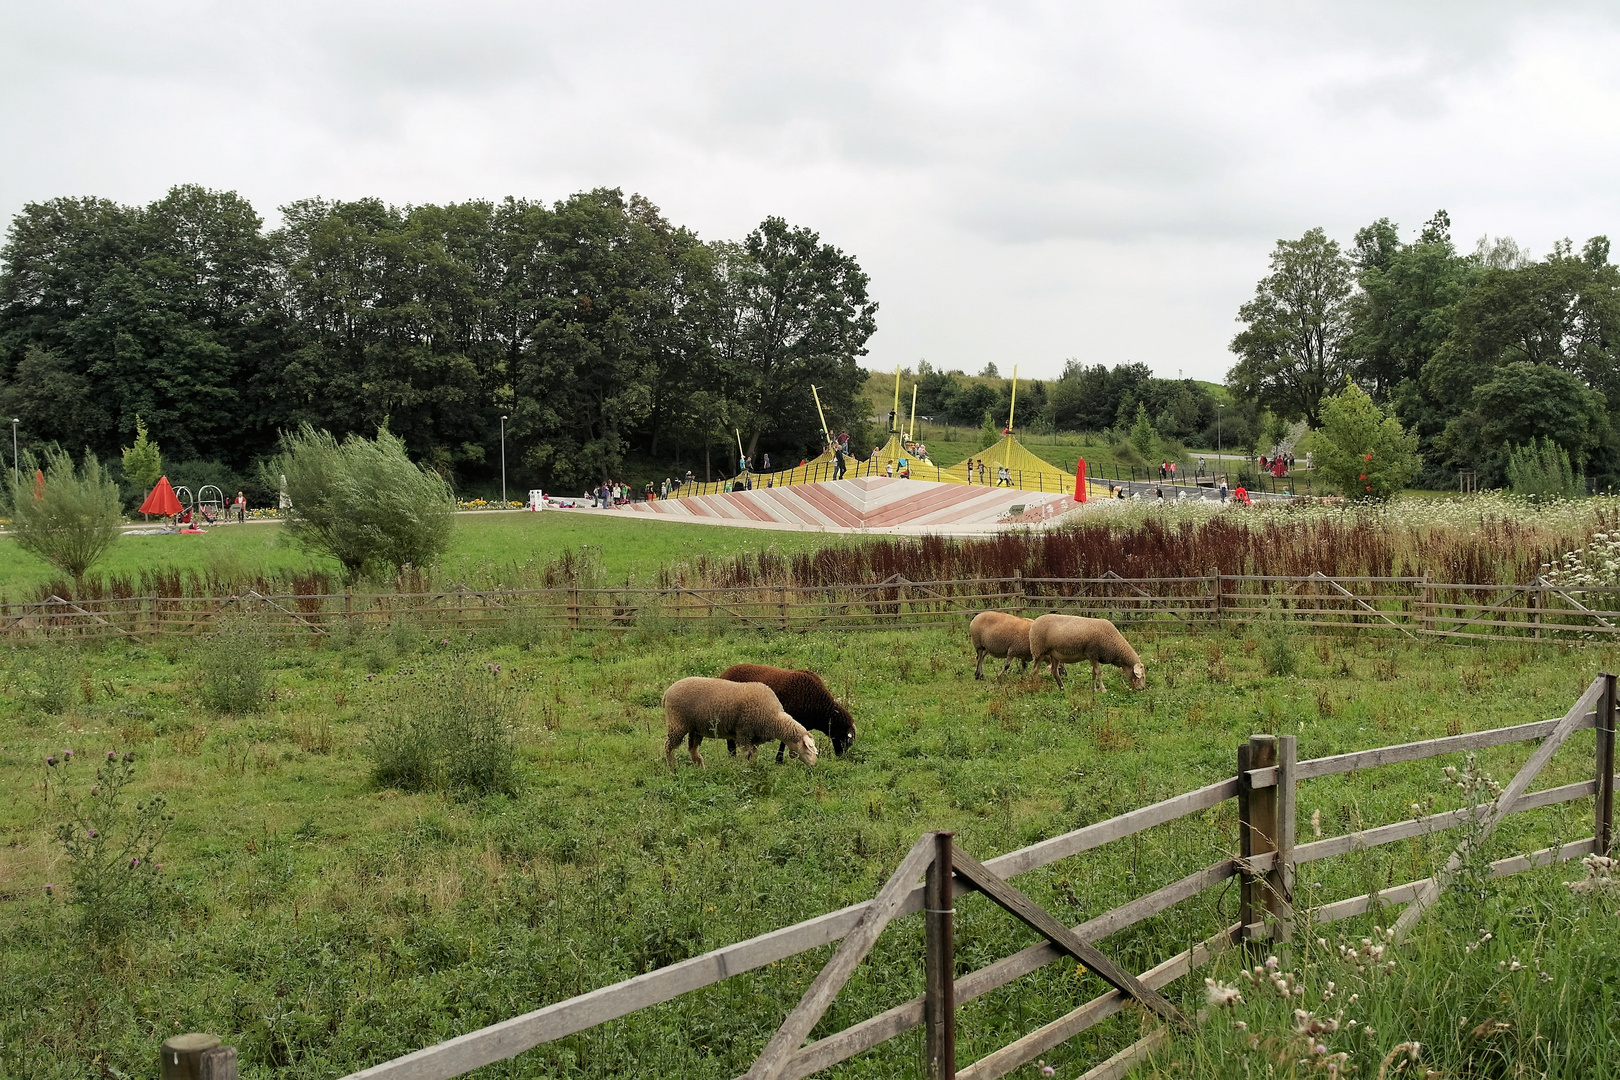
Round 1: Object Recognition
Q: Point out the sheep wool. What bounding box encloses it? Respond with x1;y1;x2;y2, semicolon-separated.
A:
662;677;819;769
969;610;1038;679
719;664;856;760
1027;614;1146;691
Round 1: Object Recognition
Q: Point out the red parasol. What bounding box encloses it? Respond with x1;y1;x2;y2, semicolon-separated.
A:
139;476;183;517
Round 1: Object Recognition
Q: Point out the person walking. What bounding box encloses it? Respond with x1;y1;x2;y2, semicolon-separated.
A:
978;460;987;484
762;453;771;472
1197;457;1206;479
996;464;1011;486
1219;479;1229;503
1169;461;1177;483
833;444;847;480
233;490;246;522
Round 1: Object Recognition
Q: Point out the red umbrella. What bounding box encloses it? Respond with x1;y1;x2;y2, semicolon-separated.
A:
139;476;183;517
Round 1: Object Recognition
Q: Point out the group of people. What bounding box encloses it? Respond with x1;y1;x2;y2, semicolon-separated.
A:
588;481;635;508
961;459;1012;486
1259;452;1296;478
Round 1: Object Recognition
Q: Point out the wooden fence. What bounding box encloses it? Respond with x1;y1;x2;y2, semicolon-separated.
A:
335;675;1617;1080
13;573;1620;642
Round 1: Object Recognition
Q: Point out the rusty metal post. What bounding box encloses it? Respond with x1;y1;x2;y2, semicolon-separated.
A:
924;831;956;1080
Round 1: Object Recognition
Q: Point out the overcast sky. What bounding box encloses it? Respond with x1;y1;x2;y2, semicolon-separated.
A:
4;2;1620;382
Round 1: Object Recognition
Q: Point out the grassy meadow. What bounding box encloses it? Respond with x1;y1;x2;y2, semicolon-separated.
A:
2;607;1617;1078
0;512;847;599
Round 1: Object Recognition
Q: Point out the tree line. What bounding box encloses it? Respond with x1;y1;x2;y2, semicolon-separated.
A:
0;185;877;499
1229;211;1620;489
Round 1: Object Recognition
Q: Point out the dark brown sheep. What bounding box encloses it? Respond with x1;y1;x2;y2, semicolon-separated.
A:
720;663;857;761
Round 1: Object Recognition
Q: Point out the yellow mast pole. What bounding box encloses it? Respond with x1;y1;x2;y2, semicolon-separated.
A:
908;383;918;442
810;384;831;449
1007;365;1019;435
891;365;901;435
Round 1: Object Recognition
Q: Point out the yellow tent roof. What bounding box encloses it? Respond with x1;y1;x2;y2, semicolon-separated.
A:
943;434;1076;494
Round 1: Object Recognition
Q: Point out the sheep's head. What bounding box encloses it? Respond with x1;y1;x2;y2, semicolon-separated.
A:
1128;662;1147;690
831;703;856;756
795;732;819;766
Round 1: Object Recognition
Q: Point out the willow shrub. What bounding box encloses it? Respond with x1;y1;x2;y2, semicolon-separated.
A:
263;423;455;583
5;447;122;584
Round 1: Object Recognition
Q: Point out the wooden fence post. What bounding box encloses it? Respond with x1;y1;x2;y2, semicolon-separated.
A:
1600;672;1616;857
568;586;579;630
924;831;955;1080
1421;572;1433;635
1213;573;1223;626
1014;570;1024;617
161;1034;237;1080
780;586;789;631
1238;735;1278;942
1529;584;1541;640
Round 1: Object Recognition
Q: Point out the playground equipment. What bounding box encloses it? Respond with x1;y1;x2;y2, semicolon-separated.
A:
197;484;224;526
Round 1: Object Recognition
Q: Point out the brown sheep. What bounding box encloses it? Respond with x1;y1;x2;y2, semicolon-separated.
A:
1028;614;1146;691
969;610;1037;679
719;664;856;761
662;677;818;769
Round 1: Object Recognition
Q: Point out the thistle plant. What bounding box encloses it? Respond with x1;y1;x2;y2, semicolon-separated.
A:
44;749;172;942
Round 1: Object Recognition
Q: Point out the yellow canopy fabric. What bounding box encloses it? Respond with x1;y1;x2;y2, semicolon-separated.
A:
944;434;1076;495
859;434;953;481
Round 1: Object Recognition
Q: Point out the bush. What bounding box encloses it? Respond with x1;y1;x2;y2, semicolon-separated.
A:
263;423;456;582
1507;437;1582;499
367;661;521;798
44;749;172;943
1258;622;1297;676
1314;384;1419;500
6;447;123;583
11;643;79;714
195;617;269;713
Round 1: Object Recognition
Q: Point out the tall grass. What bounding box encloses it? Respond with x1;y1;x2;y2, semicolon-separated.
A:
366;659;522;798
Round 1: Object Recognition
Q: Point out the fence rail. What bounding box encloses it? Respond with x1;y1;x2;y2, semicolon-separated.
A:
336;676;1618;1080
15;573;1620;642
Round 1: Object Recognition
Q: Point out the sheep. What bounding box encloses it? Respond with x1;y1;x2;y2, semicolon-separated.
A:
969;610;1037;679
719;664;856;761
1028;614;1146;691
662;677;819;769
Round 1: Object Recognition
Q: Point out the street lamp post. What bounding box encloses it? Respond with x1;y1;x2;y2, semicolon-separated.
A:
10;419;16;488
1216;405;1225;476
500;415;508;507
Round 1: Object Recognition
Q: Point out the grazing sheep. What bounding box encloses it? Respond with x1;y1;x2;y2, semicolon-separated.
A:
662;677;819;769
969;610;1037;679
719;664;856;761
1028;614;1146;691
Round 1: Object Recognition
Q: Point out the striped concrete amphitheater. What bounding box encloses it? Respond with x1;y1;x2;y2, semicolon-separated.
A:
605;476;1073;533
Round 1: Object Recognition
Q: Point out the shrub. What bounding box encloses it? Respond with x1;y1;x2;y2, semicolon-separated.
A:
1258;622;1297;677
1314;384;1419;500
195;617;269;713
262;423;456;582
120;414;163;502
6;447;123;583
12;643;79;714
1506;437;1582;499
44;749;172;943
367;661;521;798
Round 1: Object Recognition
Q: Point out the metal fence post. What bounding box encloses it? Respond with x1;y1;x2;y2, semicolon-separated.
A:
924;831;956;1080
1600;673;1616;856
1239;735;1278;943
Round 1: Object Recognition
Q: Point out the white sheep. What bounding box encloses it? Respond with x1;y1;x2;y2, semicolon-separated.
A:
1028;614;1146;691
970;610;1037;679
662;677;819;769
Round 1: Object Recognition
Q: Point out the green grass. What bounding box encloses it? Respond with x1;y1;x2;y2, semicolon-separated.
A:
0;513;850;597
1;618;1614;1078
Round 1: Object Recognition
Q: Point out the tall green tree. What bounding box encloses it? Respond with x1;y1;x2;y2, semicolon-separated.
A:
1228;228;1354;426
120;414;163;497
716;218;877;461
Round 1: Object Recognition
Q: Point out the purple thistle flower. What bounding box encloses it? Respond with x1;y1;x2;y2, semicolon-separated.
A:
62;749;72;759
129;857;140;868
107;750;116;759
45;756;56;767
154;864;163;872
43;884;53;894
87;828;96;838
